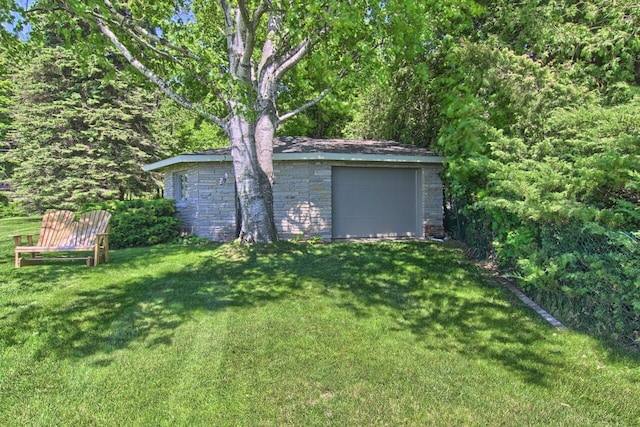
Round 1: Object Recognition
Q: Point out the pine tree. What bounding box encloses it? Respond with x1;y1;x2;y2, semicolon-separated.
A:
8;46;163;212
0;49;12;168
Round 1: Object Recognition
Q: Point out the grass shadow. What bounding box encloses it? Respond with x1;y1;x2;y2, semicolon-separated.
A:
1;240;635;385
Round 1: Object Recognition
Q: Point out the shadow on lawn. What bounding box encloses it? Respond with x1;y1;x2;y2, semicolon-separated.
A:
1;241;586;384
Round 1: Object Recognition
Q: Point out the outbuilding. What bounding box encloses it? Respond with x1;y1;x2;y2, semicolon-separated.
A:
143;136;445;241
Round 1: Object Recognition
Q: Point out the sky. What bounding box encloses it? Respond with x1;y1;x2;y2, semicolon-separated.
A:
1;1;32;40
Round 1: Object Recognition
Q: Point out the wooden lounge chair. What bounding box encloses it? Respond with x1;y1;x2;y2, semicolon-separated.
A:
13;210;111;268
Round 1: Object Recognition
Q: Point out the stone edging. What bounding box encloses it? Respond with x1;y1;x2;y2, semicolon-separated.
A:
504;282;567;330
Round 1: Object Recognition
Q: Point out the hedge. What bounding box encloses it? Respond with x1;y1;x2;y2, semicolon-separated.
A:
82;199;180;249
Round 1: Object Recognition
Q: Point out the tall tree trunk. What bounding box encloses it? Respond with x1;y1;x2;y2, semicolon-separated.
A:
228;113;278;243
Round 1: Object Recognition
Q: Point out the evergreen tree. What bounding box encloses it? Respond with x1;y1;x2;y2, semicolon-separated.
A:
0;55;10;145
0;48;14;197
8;46;163;212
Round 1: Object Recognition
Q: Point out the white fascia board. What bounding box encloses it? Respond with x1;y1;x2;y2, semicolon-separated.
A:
143;152;444;171
274;153;445;163
143;154;231;171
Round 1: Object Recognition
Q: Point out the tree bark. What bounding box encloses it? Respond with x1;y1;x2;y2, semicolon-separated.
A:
228;114;278;243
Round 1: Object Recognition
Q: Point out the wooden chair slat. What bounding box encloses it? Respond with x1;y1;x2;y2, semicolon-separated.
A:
39;210;75;247
75;214;90;247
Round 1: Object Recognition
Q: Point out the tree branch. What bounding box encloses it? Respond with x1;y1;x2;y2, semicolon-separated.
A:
95;17;228;131
278;68;347;122
251;0;270;31
216;0;234;48
237;0;251;30
237;0;256;75
101;0;200;61
89;10;193;69
274;37;312;81
278;88;329;122
89;8;227;104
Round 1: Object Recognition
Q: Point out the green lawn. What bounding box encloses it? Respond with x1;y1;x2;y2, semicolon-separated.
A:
1;216;639;426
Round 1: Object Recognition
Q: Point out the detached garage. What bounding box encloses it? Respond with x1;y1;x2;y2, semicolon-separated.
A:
144;137;444;241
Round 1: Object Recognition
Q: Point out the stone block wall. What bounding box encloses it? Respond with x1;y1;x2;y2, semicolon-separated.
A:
273;161;332;240
421;164;445;238
164;163;236;241
163;160;444;242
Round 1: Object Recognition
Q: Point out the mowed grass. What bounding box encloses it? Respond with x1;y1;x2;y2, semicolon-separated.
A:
1;217;639;426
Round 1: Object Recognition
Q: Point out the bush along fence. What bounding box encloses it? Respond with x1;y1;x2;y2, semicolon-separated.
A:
82;199;180;249
520;225;639;349
449;206;640;351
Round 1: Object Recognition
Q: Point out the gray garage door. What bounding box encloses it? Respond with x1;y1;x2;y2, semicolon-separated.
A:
332;167;419;239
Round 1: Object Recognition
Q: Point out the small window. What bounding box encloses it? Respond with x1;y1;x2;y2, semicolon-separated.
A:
174;172;188;201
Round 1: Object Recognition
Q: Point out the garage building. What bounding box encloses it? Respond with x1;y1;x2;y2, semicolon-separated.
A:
143;136;444;241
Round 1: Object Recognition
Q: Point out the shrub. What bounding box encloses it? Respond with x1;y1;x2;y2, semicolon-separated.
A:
519;224;640;349
83;199;180;248
0;199;25;219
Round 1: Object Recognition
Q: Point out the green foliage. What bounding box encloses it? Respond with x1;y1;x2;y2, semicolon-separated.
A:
6;46;165;213
344;1;485;146
483;0;640;97
275;42;359;139
151;98;228;155
431;40;640;349
0;54;11;144
0;200;23;218
83;198;180;248
344;67;439;146
0;47;13;181
174;234;212;246
23;0;392;136
516;225;640;347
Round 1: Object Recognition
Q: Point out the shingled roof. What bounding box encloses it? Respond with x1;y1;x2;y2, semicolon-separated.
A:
192;136;438;156
144;137;443;171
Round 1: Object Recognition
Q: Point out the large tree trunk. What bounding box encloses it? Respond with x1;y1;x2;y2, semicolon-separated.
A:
228;113;278;243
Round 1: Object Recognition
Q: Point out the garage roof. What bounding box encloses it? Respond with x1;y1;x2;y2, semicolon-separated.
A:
143;136;444;171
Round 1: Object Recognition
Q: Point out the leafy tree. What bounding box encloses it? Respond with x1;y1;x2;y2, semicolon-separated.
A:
0;53;11;145
0;50;12;145
2;0;394;243
344;66;439;147
0;47;15;209
344;0;485;147
152;98;228;156
8;46;163;212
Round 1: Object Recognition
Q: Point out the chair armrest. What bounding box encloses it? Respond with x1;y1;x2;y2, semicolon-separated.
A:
96;233;109;245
